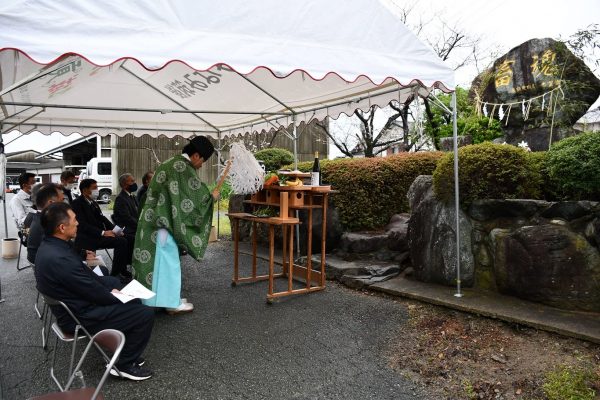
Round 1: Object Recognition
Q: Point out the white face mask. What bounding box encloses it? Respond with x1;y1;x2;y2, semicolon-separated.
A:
91;189;100;200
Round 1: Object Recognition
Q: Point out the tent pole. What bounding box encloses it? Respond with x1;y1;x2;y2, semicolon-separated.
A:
452;90;462;298
1;130;7;239
292;114;301;255
217;132;221;239
292;114;298;170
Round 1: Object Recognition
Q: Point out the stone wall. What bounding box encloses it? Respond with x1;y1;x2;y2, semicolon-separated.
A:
407;176;600;312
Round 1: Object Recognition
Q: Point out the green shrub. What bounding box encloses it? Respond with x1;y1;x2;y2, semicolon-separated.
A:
288;152;444;231
433;142;542;206
254;148;294;172
546;131;600;201
526;151;561;201
543;365;596;400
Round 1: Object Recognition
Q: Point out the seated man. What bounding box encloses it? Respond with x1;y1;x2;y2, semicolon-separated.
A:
113;173;139;235
35;202;154;381
9;172;36;228
71;178;133;280
60;170;77;204
27;183;64;264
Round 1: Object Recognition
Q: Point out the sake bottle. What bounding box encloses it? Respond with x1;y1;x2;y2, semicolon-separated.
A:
311;151;320;186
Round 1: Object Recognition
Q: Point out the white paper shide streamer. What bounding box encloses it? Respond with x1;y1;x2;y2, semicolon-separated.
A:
227;142;265;194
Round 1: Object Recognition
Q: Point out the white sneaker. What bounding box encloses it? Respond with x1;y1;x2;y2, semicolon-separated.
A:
166;302;194;315
180;298;187;304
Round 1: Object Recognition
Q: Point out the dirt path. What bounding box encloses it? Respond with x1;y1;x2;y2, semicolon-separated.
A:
379;292;600;399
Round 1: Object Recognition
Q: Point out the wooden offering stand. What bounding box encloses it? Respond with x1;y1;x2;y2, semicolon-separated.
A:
226;177;332;303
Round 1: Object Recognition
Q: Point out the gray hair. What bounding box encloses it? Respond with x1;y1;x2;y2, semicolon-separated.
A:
118;173;133;188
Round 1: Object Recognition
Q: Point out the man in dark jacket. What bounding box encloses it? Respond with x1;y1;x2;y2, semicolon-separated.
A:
136;171;154;209
27;183;64;263
60;170;77;204
71;178;133;279
35;202;154;381
113;173;139;234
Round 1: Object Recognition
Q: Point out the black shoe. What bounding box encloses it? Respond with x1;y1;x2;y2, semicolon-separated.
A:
110;363;152;381
136;357;145;367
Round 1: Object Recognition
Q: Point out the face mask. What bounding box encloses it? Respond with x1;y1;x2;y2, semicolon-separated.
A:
91;189;100;200
127;183;138;193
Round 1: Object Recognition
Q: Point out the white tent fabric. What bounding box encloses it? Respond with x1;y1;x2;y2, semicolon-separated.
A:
0;0;454;138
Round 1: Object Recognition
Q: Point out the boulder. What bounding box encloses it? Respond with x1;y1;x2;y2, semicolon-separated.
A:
298;201;344;253
540;201;600;221
338;232;389;254
385;213;410;252
468;199;551;221
407;176;474;286
493;224;600;312
471;38;600;150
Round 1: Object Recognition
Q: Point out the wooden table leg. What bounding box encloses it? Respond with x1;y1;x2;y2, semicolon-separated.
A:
320;194;328;287
252;221;257;279
282;220;288;275
288;225;294;292
268;225;275;298
233;218;239;284
307;202;313;289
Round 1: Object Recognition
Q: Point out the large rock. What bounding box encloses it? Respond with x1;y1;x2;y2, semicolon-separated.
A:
407;176;474;286
493;224;600;312
298;201;344;254
385;213;410;252
338;232;389;254
468;199;551;221
471;38;600;150
540;201;600;221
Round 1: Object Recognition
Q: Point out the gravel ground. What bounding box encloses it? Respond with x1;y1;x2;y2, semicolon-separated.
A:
0;237;428;400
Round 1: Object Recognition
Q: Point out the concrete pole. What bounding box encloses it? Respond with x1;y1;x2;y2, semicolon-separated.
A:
452;91;462;298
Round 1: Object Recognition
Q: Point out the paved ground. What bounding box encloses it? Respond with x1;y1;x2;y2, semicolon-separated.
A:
0;198;427;399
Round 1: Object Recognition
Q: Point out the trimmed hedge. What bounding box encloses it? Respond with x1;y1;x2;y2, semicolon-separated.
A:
254;148;294;172
433;143;542;206
289;152;444;231
546;131;600;201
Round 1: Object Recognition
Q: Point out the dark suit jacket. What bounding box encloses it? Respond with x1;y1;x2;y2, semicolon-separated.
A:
71;195;114;249
113;190;139;233
136;185;148;205
63;187;74;204
35;236;121;331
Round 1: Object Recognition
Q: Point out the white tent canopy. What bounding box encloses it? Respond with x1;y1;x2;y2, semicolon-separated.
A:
0;0;464;297
0;0;454;139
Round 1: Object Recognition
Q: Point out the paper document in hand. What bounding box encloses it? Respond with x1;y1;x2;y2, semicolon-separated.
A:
112;225;124;236
112;279;156;303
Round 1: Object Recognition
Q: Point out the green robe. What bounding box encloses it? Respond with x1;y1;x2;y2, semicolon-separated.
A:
132;154;214;290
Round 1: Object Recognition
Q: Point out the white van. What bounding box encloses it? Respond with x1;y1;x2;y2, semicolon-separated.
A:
72;157;113;203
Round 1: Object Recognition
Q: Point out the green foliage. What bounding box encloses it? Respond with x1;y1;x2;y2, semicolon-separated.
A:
433;143;542;206
546;131;600;200
425;87;503;146
254;148;294;172
543;365;596;400
288;153;444;231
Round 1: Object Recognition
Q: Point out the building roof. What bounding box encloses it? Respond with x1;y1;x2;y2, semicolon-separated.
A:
35;135;96;159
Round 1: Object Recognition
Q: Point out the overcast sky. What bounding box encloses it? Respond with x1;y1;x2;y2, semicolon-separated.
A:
3;0;599;155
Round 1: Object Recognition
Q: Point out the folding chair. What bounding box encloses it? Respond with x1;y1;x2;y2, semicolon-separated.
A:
28;329;125;400
41;295;122;390
17;228;33;271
